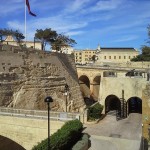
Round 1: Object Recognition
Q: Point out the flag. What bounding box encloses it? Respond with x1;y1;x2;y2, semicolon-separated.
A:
26;0;36;17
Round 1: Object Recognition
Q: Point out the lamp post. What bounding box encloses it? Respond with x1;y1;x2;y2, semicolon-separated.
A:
44;96;53;150
64;84;69;112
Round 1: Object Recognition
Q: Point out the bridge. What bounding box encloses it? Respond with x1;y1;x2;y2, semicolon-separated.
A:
0;107;83;150
77;64;149;117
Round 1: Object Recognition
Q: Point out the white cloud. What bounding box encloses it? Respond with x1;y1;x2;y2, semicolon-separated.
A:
90;0;124;12
7;15;88;40
0;2;23;17
65;31;85;36
64;0;91;13
113;35;139;42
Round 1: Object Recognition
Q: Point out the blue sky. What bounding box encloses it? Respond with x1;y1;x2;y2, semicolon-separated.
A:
0;0;150;51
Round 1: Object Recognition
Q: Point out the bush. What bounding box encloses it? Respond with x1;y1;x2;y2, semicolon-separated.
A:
88;102;103;120
32;119;83;150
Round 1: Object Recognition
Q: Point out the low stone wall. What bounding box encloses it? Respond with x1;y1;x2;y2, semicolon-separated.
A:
0;107;87;123
97;61;150;69
0;115;64;150
72;134;89;150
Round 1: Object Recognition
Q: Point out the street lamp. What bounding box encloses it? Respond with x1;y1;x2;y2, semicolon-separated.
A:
44;96;53;150
64;84;69;112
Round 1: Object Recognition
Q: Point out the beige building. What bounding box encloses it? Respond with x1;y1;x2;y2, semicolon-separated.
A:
74;44;139;64
61;46;74;54
74;49;96;64
51;46;74;54
96;44;139;63
2;35;42;50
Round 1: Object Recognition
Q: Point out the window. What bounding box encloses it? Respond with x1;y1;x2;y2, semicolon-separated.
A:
79;53;82;55
124;56;126;59
104;56;106;59
129;56;131;59
119;56;121;59
109;56;111;59
114;56;116;59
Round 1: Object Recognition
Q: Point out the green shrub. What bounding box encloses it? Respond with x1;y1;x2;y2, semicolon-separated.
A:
32;119;83;150
88;102;103;120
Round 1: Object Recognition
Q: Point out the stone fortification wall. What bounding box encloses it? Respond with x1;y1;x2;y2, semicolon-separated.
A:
142;83;150;140
0;44;84;112
99;77;148;106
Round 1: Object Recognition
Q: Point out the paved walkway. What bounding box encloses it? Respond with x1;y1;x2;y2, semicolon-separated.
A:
84;112;142;150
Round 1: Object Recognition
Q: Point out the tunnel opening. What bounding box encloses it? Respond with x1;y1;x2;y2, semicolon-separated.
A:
105;95;121;114
79;75;90;97
128;97;142;114
0;135;26;150
91;76;101;101
79;75;96;107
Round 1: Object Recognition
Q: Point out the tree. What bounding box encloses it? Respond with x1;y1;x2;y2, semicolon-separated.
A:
91;55;97;62
131;25;150;61
51;34;76;51
131;46;150;61
0;28;24;43
147;24;150;44
35;28;76;51
35;28;57;51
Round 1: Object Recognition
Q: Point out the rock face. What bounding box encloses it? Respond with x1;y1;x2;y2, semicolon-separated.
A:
0;44;85;112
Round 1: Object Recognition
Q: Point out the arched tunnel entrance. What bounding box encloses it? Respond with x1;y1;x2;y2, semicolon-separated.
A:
79;75;95;106
79;75;90;97
105;95;121;114
127;97;142;114
0;135;25;150
92;76;101;101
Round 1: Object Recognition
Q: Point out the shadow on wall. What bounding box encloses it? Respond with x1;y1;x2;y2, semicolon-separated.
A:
0;135;25;150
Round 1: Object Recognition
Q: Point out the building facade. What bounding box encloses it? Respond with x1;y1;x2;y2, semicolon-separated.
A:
2;35;42;50
74;49;96;64
96;47;139;63
74;45;139;64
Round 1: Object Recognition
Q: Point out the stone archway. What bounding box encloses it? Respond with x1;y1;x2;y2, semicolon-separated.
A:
79;75;90;97
0;135;25;150
127;97;142;114
105;95;121;114
91;76;101;101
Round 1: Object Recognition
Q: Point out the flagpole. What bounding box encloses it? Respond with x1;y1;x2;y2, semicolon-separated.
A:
25;0;27;45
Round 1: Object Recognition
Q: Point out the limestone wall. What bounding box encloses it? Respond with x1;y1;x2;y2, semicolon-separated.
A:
0;44;85;112
0;115;64;150
142;83;150;140
99;77;148;105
